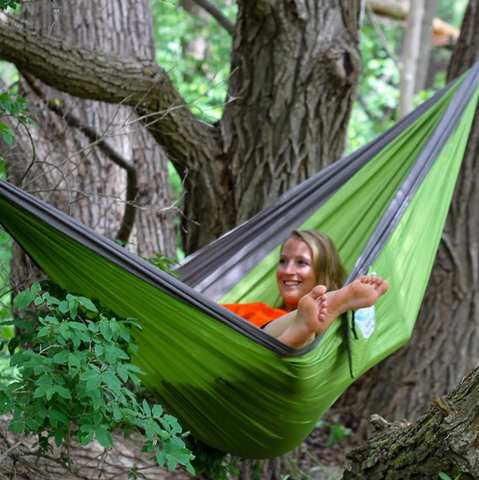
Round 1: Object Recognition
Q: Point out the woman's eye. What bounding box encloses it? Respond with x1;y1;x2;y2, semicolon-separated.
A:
279;259;287;265
298;260;309;266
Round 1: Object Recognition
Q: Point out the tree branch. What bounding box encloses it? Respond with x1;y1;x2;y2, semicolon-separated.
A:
189;0;235;35
0;13;221;170
344;366;479;478
22;73;138;244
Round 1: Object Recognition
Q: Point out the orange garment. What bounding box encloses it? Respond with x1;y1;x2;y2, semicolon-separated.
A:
221;302;288;328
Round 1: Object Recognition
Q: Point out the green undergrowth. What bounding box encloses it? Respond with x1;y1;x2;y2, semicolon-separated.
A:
0;281;195;476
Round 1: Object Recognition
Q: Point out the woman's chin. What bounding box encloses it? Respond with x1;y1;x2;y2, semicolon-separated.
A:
282;297;299;311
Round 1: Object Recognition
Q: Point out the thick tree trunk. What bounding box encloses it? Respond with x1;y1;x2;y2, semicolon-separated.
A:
7;0;175;261
0;1;362;254
338;0;479;431
343;366;479;479
182;0;362;253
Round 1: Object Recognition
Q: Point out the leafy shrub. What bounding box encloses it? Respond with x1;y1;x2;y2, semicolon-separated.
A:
0;281;195;475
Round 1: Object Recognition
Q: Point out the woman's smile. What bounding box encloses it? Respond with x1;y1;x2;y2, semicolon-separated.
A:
276;238;317;311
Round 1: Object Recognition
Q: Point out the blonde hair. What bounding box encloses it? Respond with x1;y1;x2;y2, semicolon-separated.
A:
279;230;347;296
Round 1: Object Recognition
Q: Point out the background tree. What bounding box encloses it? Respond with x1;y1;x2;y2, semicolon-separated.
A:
5;0;176;296
0;0;363;255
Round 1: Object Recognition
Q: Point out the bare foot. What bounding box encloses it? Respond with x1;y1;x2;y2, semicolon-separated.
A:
324;275;389;330
278;285;327;349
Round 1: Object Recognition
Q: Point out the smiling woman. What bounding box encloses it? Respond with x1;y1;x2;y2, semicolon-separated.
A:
222;230;389;349
277;231;347;311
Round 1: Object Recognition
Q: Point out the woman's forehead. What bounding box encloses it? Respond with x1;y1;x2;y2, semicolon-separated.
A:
280;238;313;257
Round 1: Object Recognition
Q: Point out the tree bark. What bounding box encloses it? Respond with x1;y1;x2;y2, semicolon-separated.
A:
0;1;362;254
399;0;424;117
183;0;362;253
343;366;479;479
337;0;479;432
3;1;176;260
415;0;439;93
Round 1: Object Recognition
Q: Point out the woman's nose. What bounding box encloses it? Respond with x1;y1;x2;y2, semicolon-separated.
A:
283;262;296;275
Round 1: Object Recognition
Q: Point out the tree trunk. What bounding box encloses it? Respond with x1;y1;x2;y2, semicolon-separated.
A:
9;0;175;261
399;0;424;117
343;366;479;479
415;0;438;93
0;1;362;255
182;0;362;253
338;0;479;433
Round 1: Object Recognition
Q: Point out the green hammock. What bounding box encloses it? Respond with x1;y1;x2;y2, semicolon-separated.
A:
1;63;479;459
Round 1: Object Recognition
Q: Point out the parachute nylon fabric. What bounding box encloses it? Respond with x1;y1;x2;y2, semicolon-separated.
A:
0;194;351;458
0;65;477;458
219;76;466;307
177;81;457;300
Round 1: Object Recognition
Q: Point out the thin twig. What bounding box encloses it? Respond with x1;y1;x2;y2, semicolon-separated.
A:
22;72;138;245
190;0;235;35
0;434;34;464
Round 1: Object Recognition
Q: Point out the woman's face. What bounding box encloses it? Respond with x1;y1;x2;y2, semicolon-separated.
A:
276;238;317;311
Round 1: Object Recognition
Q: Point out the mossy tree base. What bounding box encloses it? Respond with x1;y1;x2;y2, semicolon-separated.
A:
344;366;479;479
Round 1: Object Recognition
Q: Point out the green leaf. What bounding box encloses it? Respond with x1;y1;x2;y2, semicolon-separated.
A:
44;315;59;325
54;385;72;399
152;405;163;418
69;321;88;331
9;416;24;435
102;371;121;394
52;350;70;364
142;399;151;416
156;449;166;467
54;431;63;447
49;408;68;428
439;474;452;480
86;376;102;392
167;458;177;471
13;290;36;310
25;416;39;432
35;375;53;386
117;365;128;383
95;425;113;448
99;322;112;341
34;384;51;398
59;323;71;340
145;421;155;440
45;387;56;401
77;297;98;312
81;370;99;381
58;301;69;314
68;353;81;371
105;346;117;363
34;296;44;306
37;327;50;338
95;344;104;357
88;322;99;333
80;430;94;446
35;404;48;424
69;300;79;320
2;132;12;147
44;294;60;305
1;402;14;415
